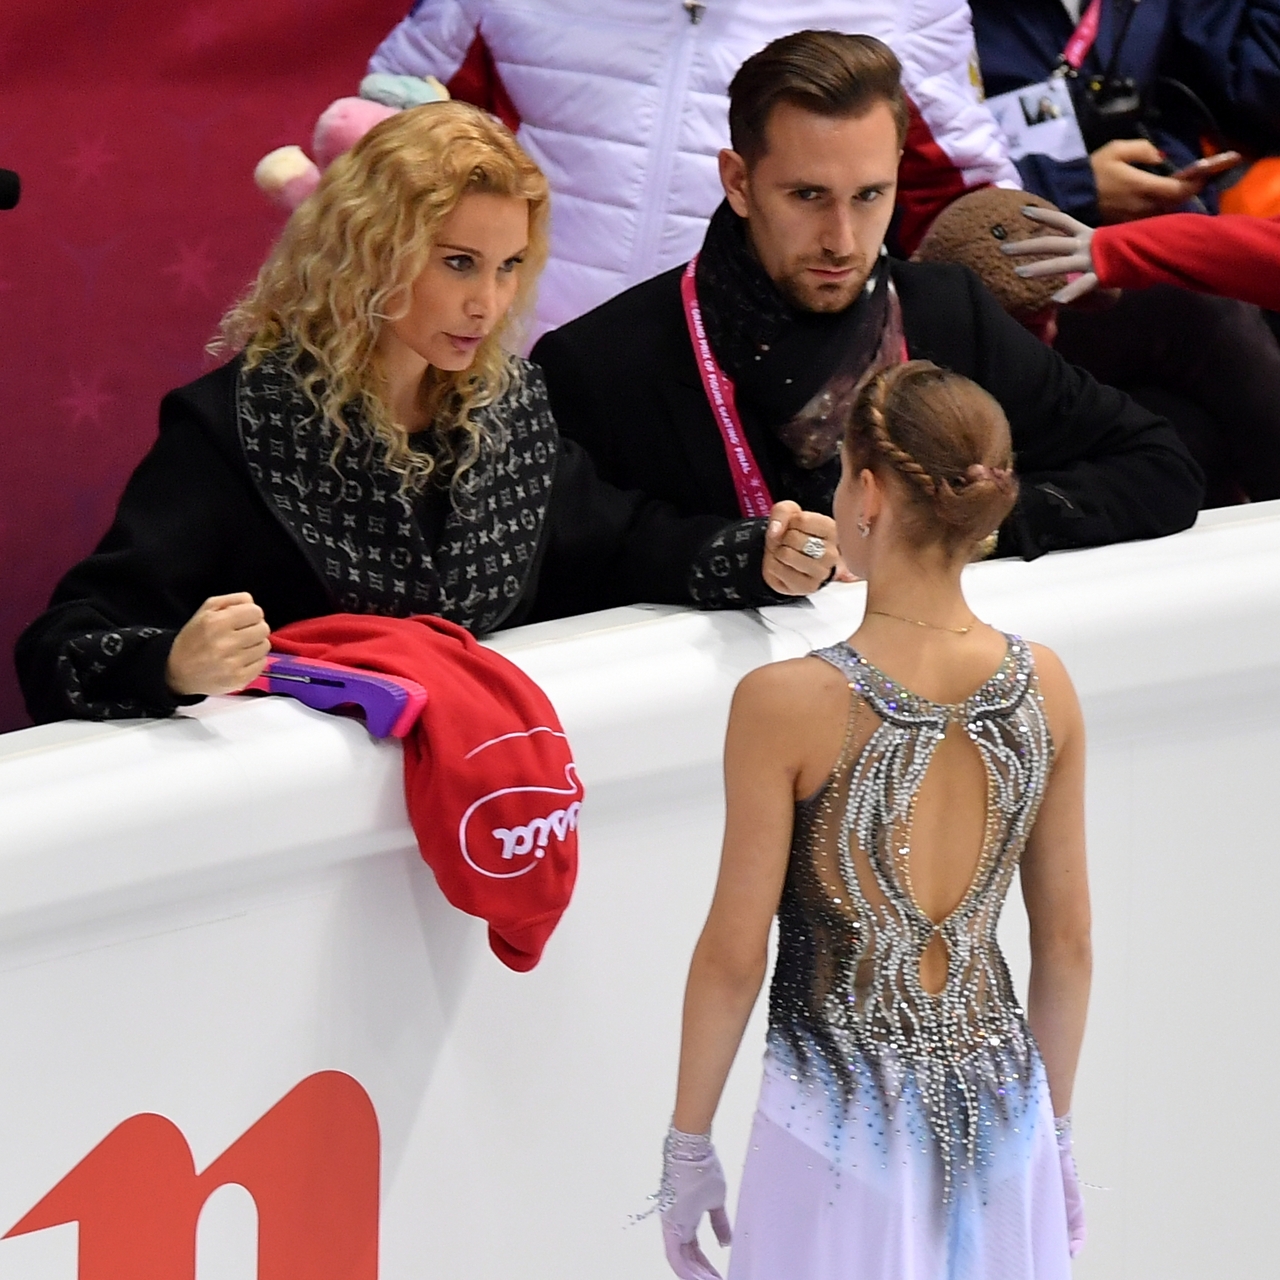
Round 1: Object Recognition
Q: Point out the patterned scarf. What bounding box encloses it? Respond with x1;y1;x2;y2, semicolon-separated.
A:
236;349;559;636
694;200;904;473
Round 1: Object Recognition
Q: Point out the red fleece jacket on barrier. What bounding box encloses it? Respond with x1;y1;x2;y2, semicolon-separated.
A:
270;614;581;972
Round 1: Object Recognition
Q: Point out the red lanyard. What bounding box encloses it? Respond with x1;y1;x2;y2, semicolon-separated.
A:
1062;0;1105;71
680;256;776;519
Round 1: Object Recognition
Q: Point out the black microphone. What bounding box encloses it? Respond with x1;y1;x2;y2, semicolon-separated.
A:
0;170;20;210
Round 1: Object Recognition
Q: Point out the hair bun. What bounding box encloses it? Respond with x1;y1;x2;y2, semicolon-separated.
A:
845;361;1018;553
960;463;1015;492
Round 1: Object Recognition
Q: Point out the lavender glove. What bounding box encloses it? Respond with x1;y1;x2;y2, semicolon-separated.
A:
658;1127;732;1280
1055;1113;1087;1258
1001;206;1099;304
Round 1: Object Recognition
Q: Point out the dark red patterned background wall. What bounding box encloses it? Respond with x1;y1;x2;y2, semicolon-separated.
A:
0;0;410;731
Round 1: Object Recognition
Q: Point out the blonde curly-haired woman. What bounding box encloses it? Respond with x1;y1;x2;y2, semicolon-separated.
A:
18;103;838;723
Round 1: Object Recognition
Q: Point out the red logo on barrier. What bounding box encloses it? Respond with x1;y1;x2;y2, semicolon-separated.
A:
4;1071;379;1279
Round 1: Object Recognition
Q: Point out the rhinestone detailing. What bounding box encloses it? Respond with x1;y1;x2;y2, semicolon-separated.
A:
641;1125;719;1220
664;1126;714;1162
767;635;1054;1196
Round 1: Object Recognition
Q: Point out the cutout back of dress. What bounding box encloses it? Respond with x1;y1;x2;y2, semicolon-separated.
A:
767;635;1054;1187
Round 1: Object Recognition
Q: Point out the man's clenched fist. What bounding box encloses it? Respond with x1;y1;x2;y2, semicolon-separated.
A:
762;501;849;596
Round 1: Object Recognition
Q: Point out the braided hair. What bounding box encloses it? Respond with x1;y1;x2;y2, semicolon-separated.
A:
846;360;1018;554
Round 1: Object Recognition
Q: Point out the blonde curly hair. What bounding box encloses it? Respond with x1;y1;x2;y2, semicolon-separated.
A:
215;101;550;492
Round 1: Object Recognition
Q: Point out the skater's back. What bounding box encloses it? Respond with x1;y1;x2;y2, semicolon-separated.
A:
659;361;1091;1280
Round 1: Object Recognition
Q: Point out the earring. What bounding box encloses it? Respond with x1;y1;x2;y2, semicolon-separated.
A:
857;517;871;539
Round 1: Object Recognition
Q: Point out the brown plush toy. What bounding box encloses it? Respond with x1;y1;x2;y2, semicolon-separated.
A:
912;188;1069;324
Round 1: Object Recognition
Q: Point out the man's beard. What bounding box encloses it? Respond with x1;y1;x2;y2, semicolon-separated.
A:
773;256;872;314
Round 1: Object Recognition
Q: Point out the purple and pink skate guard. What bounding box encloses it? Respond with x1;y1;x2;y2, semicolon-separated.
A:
244;654;426;738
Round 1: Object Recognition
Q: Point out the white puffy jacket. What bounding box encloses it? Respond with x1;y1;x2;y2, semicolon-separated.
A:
371;0;1019;336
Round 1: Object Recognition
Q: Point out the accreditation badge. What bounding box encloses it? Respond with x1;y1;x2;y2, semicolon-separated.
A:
985;75;1088;164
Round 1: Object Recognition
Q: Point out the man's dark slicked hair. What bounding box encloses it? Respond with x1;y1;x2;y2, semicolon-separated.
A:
728;30;911;166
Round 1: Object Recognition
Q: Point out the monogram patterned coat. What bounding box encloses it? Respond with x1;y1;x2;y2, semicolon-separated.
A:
16;353;772;724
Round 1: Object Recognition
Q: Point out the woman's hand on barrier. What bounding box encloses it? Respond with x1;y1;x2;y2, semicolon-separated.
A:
165;593;271;696
764;501;845;595
1090;139;1204;223
1002;207;1100;305
659;1128;732;1280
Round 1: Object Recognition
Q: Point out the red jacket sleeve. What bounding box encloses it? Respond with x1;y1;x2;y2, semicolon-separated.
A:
1092;214;1280;312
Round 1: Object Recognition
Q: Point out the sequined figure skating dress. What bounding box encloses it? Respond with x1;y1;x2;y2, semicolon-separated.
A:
729;637;1071;1280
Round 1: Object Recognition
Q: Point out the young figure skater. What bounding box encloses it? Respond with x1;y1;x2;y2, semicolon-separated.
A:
658;361;1091;1279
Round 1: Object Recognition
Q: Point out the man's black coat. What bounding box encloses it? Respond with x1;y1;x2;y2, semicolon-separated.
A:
532;259;1204;558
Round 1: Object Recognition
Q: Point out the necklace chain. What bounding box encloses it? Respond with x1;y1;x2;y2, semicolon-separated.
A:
865;609;975;635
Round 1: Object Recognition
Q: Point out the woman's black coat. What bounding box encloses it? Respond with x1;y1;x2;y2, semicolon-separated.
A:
15;358;733;724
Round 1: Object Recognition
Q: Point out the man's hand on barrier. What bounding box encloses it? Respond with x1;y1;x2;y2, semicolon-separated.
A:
1091;139;1205;223
166;593;271;696
763;501;847;595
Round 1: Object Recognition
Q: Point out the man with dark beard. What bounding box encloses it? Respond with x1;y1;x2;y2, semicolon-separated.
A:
531;30;1202;605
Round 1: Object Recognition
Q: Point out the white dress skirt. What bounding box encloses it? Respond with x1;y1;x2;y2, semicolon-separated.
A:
727;1051;1072;1280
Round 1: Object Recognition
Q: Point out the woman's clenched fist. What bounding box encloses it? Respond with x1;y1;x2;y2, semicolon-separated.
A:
165;593;271;696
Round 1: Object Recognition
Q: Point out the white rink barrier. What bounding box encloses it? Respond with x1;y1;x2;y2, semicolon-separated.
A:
2;500;1279;1280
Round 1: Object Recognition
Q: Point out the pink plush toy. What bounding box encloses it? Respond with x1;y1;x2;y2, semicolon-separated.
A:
255;75;449;210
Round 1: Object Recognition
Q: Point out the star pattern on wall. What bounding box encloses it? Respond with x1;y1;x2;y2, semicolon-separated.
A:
164;239;217;299
60;374;113;429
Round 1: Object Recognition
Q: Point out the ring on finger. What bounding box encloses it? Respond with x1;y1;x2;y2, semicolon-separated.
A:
800;535;826;560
